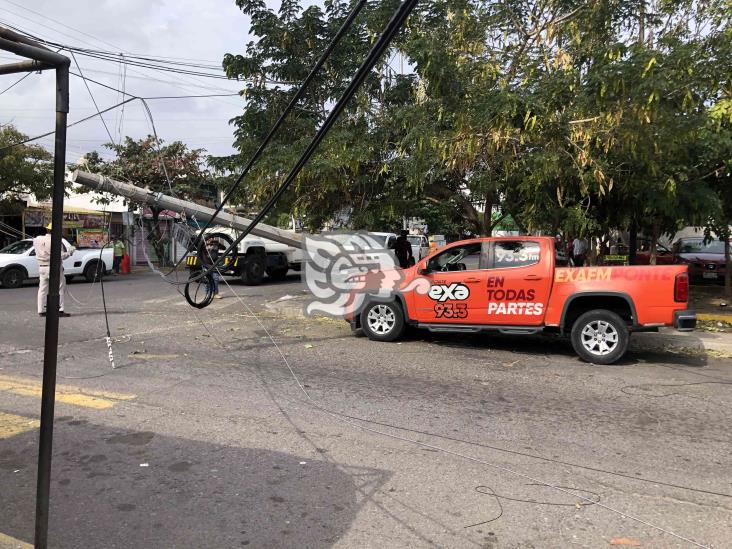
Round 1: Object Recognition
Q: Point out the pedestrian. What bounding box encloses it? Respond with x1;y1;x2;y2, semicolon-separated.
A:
394;230;414;269
112;236;125;274
203;237;223;299
34;223;73;318
572;235;588;267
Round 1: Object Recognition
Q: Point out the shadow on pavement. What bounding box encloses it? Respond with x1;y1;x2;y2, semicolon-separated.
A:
0;419;388;549
412;330;710;367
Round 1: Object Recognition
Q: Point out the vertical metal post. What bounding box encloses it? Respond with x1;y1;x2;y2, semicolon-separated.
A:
34;61;69;549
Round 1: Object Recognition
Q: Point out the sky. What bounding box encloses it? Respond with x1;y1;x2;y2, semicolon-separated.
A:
0;0;289;163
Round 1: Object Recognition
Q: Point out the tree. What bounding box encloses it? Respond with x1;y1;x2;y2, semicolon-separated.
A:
81;136;213;263
218;0;731;244
0;125;53;206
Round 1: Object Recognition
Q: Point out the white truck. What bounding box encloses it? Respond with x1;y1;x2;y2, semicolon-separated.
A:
407;233;430;260
0;238;114;288
186;228;303;285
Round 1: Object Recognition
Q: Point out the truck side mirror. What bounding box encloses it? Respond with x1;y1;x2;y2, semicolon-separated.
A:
418;264;431;275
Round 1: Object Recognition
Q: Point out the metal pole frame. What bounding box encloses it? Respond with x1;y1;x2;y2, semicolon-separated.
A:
0;26;70;549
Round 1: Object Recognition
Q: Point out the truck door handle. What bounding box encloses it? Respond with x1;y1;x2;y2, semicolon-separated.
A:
464;277;481;283
524;275;542;281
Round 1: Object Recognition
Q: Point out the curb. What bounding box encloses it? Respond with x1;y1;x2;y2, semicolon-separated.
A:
697;313;732;323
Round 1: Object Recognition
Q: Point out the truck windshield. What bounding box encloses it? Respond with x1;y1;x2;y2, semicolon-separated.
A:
0;240;32;254
678;239;725;254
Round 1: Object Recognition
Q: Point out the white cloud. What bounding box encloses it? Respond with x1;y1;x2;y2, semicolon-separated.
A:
0;0;289;160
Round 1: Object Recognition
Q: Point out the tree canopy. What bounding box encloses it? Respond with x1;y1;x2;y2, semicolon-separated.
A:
214;0;730;243
0;124;53;207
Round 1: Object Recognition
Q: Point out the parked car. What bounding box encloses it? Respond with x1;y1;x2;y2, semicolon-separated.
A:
635;240;675;265
0;238;113;288
672;237;729;283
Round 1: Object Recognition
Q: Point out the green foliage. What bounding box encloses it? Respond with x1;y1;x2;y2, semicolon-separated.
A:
218;0;732;239
78;136;213;263
0;124;53;203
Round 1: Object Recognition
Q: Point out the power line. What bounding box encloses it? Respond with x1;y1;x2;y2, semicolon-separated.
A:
67;71;241;100
0;97;136;153
70;51;116;146
0;17;248;103
0;0;227;65
0;70;31;95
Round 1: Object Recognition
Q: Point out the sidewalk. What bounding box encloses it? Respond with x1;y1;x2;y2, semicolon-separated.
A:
265;294;732;356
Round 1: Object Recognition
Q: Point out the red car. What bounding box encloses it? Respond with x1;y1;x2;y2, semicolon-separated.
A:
634;241;675;265
672;237;729;283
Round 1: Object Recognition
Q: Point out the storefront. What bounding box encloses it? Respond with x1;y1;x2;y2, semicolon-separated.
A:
22;205;115;248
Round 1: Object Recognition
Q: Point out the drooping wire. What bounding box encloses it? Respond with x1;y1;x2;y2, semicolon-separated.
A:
70;50;116;146
184;0;415;295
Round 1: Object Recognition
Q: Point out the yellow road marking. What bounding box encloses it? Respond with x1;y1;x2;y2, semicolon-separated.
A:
0;412;39;440
0;532;32;549
0;375;135;410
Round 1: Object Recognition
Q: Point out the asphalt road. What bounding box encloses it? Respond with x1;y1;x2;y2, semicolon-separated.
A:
1;271;731;548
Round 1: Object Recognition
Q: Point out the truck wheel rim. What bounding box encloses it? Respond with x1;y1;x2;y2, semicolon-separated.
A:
367;305;395;335
580;320;618;356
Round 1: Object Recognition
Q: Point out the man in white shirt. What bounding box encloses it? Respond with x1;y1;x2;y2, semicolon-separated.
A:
572;237;588;267
33;223;73;317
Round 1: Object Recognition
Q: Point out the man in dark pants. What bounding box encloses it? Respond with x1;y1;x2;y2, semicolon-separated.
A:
394;230;414;269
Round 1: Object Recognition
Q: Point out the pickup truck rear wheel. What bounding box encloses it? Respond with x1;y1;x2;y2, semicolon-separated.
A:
360;301;405;342
1;267;25;289
83;261;104;283
571;309;629;365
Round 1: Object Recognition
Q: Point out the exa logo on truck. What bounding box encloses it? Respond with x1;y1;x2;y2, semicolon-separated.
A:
428;283;470;302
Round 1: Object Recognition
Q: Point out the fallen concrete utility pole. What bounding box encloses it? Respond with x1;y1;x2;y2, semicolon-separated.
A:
71;170;303;248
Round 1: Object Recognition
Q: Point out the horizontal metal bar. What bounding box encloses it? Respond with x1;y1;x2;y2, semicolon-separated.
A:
0;59;51;75
0;26;52;51
0;35;69;67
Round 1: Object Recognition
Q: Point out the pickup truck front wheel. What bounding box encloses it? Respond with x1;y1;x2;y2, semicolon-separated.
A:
83;261;104;283
1;267;25;289
360;301;405;342
571;309;629;365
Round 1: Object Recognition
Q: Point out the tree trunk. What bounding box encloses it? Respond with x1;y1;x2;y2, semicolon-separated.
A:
628;222;638;265
638;0;646;45
725;237;731;300
649;220;660;266
481;195;493;237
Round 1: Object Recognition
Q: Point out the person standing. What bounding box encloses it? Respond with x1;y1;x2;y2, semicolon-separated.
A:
394;230;414;269
34;223;73;317
112;236;126;274
203;237;223;299
572;236;588;267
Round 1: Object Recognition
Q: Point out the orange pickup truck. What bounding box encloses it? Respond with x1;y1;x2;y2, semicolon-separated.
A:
351;236;696;364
